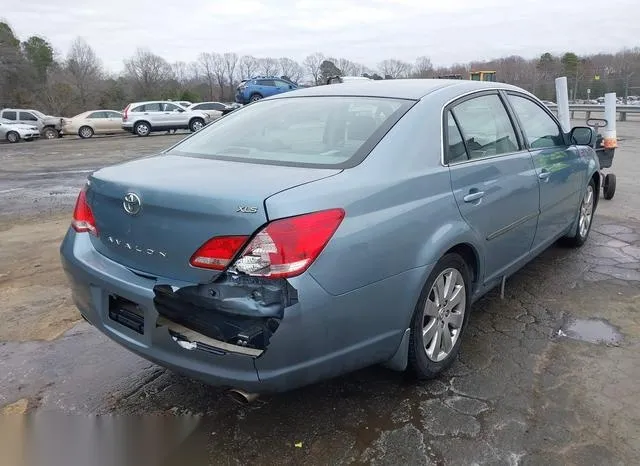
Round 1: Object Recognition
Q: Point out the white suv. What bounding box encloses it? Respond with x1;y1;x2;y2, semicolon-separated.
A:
121;101;213;137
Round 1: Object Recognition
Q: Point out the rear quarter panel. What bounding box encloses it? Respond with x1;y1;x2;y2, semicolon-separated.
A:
265;95;484;321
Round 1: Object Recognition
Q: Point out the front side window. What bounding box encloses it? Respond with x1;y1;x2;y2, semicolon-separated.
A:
162;103;182;112
168;96;411;168
20;112;38;121
508;94;565;149
451;94;519;160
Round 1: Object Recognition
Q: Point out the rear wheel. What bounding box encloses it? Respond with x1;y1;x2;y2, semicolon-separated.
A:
408;253;471;379
79;126;94;139
603;173;616;200
42;127;57;140
6;131;19;143
134;121;151;137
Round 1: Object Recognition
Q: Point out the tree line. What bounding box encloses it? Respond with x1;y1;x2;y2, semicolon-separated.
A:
1;21;639;117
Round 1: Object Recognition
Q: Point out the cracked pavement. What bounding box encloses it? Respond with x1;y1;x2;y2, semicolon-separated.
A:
0;124;639;465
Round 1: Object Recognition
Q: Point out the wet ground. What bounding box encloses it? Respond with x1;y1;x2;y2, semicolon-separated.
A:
0;124;639;465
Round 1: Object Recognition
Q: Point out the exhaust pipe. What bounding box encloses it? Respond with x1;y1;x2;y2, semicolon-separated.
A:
226;388;259;405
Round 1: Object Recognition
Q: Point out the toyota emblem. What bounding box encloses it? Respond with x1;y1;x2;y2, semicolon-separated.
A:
123;192;142;215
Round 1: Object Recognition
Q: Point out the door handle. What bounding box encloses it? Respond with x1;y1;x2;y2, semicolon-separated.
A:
538;170;551;181
463;191;485;203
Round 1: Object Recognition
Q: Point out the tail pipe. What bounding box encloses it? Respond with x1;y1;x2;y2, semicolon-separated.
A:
226;388;260;405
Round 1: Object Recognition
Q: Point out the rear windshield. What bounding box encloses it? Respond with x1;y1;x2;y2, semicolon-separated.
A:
167;96;413;168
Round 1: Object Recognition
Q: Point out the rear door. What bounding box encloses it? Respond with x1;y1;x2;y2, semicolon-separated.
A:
105;111;123;132
138;102;163;126
446;92;540;285
505;92;584;248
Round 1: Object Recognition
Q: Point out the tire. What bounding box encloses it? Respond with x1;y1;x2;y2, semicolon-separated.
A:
42;127;58;140
78;126;94;139
6;131;20;143
249;93;263;102
134;121;151;137
189;118;204;132
563;179;596;248
408;253;471;380
603;173;616;200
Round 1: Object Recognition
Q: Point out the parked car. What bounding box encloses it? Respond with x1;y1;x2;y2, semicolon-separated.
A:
0;108;63;139
61;110;125;138
187;101;227;119
235;76;298;104
60;79;600;397
0;118;40;143
121;101;214;136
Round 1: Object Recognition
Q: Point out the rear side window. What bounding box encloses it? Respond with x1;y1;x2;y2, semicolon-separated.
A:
507;94;565;149
20;112;38;121
168;96;412;168
107;111;122;118
88;111;107;119
451;94;519;160
3;111;17;120
445;112;468;164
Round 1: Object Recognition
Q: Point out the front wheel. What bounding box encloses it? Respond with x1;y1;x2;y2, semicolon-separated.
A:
408;253;471;379
79;126;94;139
189;118;204;132
563;179;596;248
42;127;57;140
249;93;263;102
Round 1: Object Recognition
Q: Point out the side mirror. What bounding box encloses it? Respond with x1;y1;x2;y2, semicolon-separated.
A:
569;126;594;146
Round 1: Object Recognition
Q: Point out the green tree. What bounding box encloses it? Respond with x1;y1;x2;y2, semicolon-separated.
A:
22;36;54;83
319;59;341;83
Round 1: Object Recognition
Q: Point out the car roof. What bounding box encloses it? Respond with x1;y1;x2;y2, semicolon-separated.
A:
270;79;522;101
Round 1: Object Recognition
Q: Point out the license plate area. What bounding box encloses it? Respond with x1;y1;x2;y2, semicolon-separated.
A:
108;295;144;335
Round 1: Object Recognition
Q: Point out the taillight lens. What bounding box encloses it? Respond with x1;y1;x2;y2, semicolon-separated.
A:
190;236;249;270
123;104;130;121
72;188;98;236
228;209;345;278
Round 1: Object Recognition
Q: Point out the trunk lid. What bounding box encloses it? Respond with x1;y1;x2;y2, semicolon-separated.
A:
87;154;341;282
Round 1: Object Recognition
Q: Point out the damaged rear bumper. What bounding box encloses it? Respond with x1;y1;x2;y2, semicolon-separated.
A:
60;230;425;393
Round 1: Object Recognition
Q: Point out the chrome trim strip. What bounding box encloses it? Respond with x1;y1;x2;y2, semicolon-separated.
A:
486;212;539;241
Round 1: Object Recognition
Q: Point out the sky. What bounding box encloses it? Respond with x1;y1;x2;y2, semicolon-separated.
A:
3;0;640;73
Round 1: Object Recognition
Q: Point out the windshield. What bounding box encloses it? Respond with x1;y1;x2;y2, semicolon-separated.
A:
30;110;46;118
168;96;412;168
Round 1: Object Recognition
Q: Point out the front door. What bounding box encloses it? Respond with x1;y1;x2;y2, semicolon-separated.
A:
505;93;585;249
446;92;540;285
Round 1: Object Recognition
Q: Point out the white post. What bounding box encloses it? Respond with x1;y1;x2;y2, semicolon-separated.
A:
603;92;617;149
555;77;571;132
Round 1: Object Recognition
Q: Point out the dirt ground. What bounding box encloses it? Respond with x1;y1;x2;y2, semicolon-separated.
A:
0;125;639;465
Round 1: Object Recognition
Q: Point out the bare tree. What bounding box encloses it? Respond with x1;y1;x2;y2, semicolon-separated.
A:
413;56;433;78
304;52;325;84
66;37;102;107
124;48;173;99
211;53;226;100
239;55;258;79
198;52;217;100
258;57;279;76
223;52;238;96
279;57;303;82
378;59;412;78
172;61;189;85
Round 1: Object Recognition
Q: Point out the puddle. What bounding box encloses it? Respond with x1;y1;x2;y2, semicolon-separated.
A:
558;318;623;345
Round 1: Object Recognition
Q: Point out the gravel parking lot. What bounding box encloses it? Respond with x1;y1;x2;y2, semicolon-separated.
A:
0;124;639;465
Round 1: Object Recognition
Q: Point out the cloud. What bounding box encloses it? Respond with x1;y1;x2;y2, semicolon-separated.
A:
3;0;639;72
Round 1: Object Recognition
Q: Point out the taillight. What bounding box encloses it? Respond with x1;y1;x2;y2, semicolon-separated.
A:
228;209;345;279
123;104;130;121
190;236;249;270
71;187;98;236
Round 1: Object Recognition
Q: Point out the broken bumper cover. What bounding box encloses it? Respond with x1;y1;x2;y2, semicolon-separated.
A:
60;230;425;393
